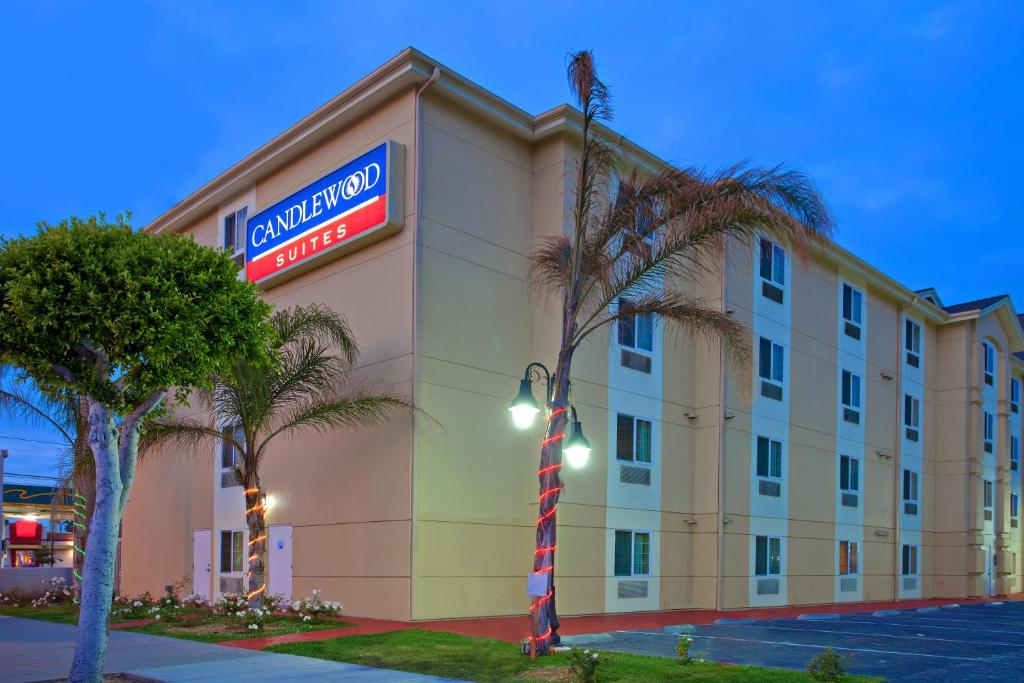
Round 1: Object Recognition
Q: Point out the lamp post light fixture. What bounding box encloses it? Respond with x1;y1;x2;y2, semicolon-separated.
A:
508;361;592;465
562;407;592;469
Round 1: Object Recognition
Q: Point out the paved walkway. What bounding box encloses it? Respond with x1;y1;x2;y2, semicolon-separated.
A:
220;592;1024;649
0;616;463;682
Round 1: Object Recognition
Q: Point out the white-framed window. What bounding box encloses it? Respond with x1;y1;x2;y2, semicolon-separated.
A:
756;436;783;497
759;237;786;304
903;469;919;516
1012;378;1021;414
983;342;995;387
901;544;918;576
841;370;862;424
616;414;652;464
219;529;244;574
983;412;994;454
839;540;859;576
617;299;654;373
613;530;650;577
1012;493;1019;528
905;318;921;368
1012;435;1020;472
904;394;920;442
841;283;864;340
223;206;248;270
754;535;782;576
758;336;785;401
983;479;994;521
220;425;244;488
839;454;860;507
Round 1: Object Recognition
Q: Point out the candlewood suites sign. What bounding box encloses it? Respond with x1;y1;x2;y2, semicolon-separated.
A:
245;140;405;283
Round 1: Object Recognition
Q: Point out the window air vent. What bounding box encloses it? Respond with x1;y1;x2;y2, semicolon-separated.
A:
760;381;783;401
906;352;920;368
905;428;919;442
219;577;243;594
762;281;784;304
841;493;859;508
844;322;861;340
984;509;993;521
843;408;860;425
620;349;652;374
840;577;858;593
617;580;648;599
904;502;918;516
758;480;781;497
220;470;240;488
619;465;652;486
756;578;780;595
902;577;918;591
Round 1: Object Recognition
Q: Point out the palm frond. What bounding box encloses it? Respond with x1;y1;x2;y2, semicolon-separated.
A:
140;419;228;458
271;304;358;365
0;365;77;445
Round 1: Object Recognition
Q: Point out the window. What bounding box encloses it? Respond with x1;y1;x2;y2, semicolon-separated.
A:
841;370;862;424
754;535;782;576
841;283;864;340
759;238;786;303
840;454;860;507
903;469;919;516
758;337;785;400
1012;493;1019;528
756;436;783;497
220;425;244;488
1012;435;1020;472
983;342;995;386
614;530;650;577
983;412;994;454
905;319;921;368
219;530;244;573
901;544;918;576
1012;378;1021;414
904;394;920;442
618;299;653;373
839;540;859;575
223;206;248;270
983;479;994;521
616;414;652;464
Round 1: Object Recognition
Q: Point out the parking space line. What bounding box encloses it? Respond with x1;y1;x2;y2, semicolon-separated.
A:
704;623;1020;648
792;617;1024;636
622;631;988;661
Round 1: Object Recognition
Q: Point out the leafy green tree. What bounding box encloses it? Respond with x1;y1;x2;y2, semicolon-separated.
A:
144;304;413;608
524;52;833;646
0;214;271;683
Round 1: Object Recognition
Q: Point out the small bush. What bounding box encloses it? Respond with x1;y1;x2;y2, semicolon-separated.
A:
112;591;154;619
290;588;342;623
231;606;270;631
676;634;694;664
181;593;208;608
214;592;249;616
263;592;288;613
807;646;847;682
31;576;73;607
567;647;607;683
1;587;27;607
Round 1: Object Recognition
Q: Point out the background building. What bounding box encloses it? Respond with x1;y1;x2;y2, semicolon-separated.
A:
122;49;1024;620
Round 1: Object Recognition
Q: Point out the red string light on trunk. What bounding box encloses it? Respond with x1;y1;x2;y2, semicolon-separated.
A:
529;404;564;649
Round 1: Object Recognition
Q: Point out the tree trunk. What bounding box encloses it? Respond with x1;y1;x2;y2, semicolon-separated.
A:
69;401;121;683
71;396;93;602
244;481;267;609
532;351;573;652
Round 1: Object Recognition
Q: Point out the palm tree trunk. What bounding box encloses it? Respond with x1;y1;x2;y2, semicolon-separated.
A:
244;481;267;609
532;348;573;651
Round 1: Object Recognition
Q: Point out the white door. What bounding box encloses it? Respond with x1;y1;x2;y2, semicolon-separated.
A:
192;529;212;601
268;525;293;601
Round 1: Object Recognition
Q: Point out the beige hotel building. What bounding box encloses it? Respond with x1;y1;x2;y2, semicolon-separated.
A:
122;49;1024;621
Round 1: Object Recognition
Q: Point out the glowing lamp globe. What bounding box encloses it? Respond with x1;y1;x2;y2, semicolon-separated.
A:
563;419;592;469
509;379;541;429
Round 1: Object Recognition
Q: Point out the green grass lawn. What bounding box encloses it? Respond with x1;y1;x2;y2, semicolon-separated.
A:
126;613;352;643
268;630;883;682
0;604;80;624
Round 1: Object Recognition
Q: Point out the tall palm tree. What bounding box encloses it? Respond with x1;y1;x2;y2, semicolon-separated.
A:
526;51;833;648
144;304;413;607
0;366;92;591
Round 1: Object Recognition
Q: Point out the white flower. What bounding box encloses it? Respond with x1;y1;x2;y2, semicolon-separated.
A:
155;615;161;620
133;601;143;607
592;653;599;660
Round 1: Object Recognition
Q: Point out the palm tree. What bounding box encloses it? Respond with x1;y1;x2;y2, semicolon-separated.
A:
0;367;92;590
525;51;833;648
144;304;413;607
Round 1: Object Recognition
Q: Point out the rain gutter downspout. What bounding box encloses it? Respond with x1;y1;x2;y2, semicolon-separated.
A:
410;65;441;621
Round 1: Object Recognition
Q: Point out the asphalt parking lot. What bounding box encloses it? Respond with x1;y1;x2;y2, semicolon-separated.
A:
566;600;1024;681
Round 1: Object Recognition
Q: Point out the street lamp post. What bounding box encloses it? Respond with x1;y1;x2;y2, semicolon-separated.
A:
509;363;591;654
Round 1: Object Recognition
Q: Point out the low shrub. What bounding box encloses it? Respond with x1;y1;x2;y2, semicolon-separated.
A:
214;592;249;616
290;588;342;623
30;576;73;607
567;647;607;683
181;593;208;608
807;646;847;682
263;592;288;613
112;591;154;619
676;634;694;664
230;606;270;631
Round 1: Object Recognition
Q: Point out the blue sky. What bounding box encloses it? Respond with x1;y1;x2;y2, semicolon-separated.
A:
1;1;1022;476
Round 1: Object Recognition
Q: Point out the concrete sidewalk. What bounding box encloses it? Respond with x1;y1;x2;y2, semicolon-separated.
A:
0;616;464;682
